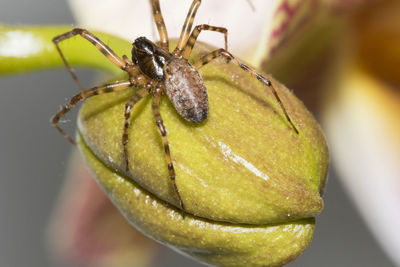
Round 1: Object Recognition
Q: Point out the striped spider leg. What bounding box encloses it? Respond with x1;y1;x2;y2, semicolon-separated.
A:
53;28;128;91
151;0;169;50
193;49;299;134
51;80;133;144
172;0;228;58
152;88;185;214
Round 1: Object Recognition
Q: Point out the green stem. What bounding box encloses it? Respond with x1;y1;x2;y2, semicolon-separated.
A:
0;25;131;76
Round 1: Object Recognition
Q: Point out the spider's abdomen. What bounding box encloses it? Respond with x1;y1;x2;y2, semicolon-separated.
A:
164;58;209;123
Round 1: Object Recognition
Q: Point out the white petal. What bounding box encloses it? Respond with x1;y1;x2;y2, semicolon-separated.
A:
323;67;400;266
68;0;295;64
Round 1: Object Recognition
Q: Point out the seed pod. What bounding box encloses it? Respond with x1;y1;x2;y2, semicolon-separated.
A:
78;42;328;266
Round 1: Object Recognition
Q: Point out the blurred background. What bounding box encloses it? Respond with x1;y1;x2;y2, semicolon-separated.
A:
0;0;398;266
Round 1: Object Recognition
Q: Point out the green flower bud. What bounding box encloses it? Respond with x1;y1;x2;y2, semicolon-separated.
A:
77;42;328;267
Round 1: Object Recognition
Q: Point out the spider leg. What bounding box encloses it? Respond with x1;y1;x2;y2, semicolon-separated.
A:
194;49;299;134
173;0;202;55
181;24;228;59
151;0;169;50
53;28;127;91
51;80;132;144
151;91;185;217
122;87;151;172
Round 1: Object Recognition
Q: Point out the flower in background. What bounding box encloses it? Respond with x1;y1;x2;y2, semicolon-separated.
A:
323;1;400;265
47;150;160;267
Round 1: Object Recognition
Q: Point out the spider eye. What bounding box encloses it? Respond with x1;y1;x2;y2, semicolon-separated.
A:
135;37;154;53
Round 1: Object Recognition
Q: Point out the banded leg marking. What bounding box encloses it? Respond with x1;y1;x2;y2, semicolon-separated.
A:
151;93;185;216
53;28;126;91
151;0;169;50
122;87;151;172
194;49;299;134
51;80;132;144
182;24;228;59
174;0;202;55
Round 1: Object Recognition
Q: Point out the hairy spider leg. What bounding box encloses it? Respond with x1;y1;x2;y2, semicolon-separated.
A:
151;0;169;50
53;28;127;91
151;91;185;216
174;0;202;55
194;49;299;134
51;80;133;144
181;24;228;59
122;87;151;172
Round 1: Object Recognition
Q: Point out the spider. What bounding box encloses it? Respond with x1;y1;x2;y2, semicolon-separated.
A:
51;0;299;216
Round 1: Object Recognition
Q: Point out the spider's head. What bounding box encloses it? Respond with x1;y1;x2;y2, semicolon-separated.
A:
131;37;172;81
131;37;155;63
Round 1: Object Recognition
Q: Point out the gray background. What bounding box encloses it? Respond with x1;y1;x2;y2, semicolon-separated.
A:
0;0;396;266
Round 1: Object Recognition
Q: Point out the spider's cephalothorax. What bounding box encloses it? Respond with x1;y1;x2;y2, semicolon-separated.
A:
132;36;209;123
131;36;172;81
51;0;298;217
